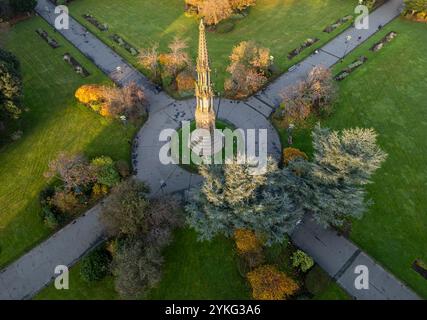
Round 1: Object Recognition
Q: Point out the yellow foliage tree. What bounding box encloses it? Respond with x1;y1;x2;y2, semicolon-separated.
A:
234;229;262;254
75;85;105;104
283;147;308;166
229;0;256;11
200;0;232;25
247;265;299;300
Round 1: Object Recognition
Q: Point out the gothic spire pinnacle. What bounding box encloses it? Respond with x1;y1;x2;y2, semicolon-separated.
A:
197;19;210;71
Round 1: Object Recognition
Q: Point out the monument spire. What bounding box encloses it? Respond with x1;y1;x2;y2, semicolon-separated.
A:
195;19;215;130
193;19;222;157
197;19;210;72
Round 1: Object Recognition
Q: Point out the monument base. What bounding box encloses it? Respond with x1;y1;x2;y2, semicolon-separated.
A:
190;129;224;157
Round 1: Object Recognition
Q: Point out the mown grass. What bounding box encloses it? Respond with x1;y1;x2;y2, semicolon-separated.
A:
0;17;136;268
36;228;250;300
67;0;356;93
278;18;427;298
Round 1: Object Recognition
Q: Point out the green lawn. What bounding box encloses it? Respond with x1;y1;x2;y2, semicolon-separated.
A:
0;17;136;268
35;261;118;300
68;0;355;93
313;283;351;300
36;227;347;300
36;228;250;300
284;18;427;298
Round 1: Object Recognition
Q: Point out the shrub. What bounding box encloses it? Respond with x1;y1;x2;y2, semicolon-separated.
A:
80;247;112;282
92;183;109;199
283;148;308;166
50;190;83;215
247;265;299;300
10;0;37;13
234;229;263;254
115;160;131;178
99;103;111;117
42;206;60;229
291;250;314;272
305;265;331;295
91;156;120;188
75;84;105;105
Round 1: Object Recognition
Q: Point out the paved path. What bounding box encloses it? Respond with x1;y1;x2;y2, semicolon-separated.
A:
250;0;405;109
0;205;105;299
0;0;420;300
134;97;281;196
292;216;419;300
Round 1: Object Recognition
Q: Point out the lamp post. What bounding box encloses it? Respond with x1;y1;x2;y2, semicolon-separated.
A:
342;35;352;62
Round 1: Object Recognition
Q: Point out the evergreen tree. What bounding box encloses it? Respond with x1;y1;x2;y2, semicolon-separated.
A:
185;156;303;245
10;0;37;14
0;49;23;121
296;125;387;227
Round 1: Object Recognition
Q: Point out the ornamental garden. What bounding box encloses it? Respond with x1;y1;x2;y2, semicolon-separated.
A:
0;0;426;300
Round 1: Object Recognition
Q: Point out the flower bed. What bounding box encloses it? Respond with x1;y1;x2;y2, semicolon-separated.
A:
83;13;108;32
63;53;90;77
110;34;139;56
323;15;353;33
40;154;129;229
334;56;368;81
370;31;397;52
36;28;60;49
288;38;319;60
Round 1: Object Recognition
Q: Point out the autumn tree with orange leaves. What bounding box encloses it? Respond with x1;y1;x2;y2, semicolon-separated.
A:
185;0;256;25
225;41;271;98
247;265;299;300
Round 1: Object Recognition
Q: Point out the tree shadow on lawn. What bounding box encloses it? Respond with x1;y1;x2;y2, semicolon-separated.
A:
148;228;250;300
0;117;136;268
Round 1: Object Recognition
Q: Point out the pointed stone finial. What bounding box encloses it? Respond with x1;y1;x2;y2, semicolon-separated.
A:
197;19;209;71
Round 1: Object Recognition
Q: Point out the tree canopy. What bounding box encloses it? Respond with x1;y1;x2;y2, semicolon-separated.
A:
295;125;387;227
0;48;23;138
186;156;303;245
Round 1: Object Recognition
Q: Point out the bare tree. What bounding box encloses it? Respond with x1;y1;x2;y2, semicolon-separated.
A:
138;43;159;80
277;65;336;125
165;36;191;76
44;152;96;190
306;65;336;114
103;82;147;121
225;41;270;98
279;81;312;125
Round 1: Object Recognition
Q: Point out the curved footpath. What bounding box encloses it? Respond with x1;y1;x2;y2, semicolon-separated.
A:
0;0;419;300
